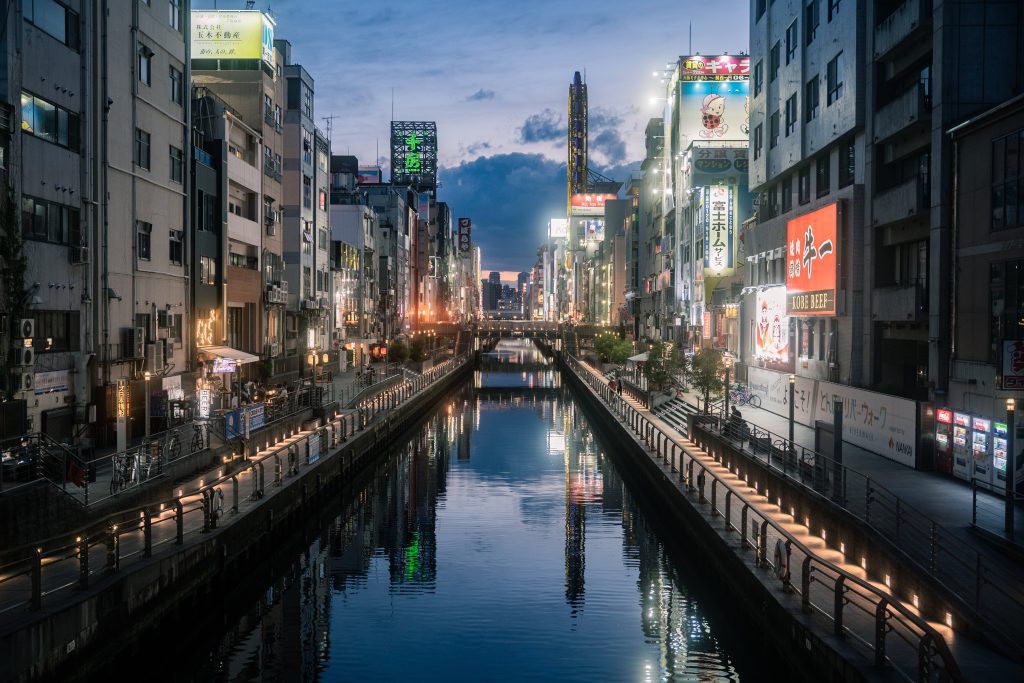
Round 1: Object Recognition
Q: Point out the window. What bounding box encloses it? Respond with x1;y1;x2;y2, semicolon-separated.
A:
20;92;80;151
134;128;150;169
195;190;215;231
769;42;781;82
805;1;820;46
302;86;313;119
169;145;183;183
769;111;780;149
756;0;766;20
753;123;763;160
781;176;793;213
22;0;79;49
992;129;1024;230
753;60;764;97
318;190;327;211
199;255;216;284
169;65;183;105
827;52;844;105
137;221;152;260
804;76;819;122
32;311;80;353
169;229;183;265
318;228;328;250
168;0;181;31
21;195;80;244
786;20;798;65
303;175;312;209
816;155;831;197
798;166;811;204
138;44;152;86
839;138;855;187
302;128;313;166
828;0;841;22
303;266;312;295
785;95;797;136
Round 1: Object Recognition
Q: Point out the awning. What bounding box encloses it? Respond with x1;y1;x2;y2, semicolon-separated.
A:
199;346;260;365
628;352;649;362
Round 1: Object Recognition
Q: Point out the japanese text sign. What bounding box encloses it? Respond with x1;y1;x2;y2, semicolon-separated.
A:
703;185;735;275
786;203;838;315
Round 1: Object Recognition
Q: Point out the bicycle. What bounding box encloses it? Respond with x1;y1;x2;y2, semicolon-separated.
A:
109;453;134;495
191;422;206;452
728;384;761;408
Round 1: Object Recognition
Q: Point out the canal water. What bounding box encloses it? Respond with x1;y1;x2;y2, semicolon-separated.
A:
127;341;772;681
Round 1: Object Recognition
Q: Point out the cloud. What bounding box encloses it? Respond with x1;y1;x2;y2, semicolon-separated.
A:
517;109;565;144
589;108;623;131
591;129;627;165
462;141;492;157
466;88;496;102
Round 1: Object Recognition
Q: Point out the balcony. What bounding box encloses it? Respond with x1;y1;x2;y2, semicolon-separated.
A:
872;177;927;227
227;212;261;247
874;0;927;59
227;153;261;193
872;284;927;322
873;84;929;143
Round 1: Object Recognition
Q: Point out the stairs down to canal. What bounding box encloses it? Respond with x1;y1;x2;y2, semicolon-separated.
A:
563;355;1023;683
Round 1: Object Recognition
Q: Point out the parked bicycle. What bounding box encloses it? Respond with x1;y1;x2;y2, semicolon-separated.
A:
109;452;134;495
191;422;207;452
728;384;761;408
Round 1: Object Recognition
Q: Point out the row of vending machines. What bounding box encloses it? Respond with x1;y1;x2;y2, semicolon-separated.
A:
935;408;1011;489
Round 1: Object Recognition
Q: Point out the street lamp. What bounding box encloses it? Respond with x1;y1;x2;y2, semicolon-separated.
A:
307;351;329;408
1006;397;1016;541
143;371;152;439
788;374;796;456
723;355;733;418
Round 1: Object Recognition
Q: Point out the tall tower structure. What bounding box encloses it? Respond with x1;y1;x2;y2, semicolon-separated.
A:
567;71;588;210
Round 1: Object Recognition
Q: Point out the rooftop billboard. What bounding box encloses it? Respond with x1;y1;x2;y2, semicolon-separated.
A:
191;10;275;67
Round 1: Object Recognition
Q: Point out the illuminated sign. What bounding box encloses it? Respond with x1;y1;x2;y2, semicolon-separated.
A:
679;55;751;81
954;412;971;428
973;417;991;432
195;309;219;348
116;380;130;418
191;10;275;67
211;358;238;374
570;193;617;216
391;121;437;190
197;389;211;419
754;287;789;364
703;185;734;275
936;409;953;425
1002;340;1024;388
678;79;749;146
548;218;568;239
702;310;711;339
786;203;838;316
458;217;472;255
357;166;382;184
583;219;605;242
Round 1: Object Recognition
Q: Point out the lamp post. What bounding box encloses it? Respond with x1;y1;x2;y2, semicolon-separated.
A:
788;374;796;456
307;351;329;407
723;355;732;418
1006;397;1015;541
143;371;152;439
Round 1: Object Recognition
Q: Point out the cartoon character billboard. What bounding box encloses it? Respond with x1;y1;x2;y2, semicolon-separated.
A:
786;203;838;316
678;80;749;146
755;286;790;364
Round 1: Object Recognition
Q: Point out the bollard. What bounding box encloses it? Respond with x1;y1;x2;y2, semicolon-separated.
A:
31;547;42;609
725;490;732;530
232;476;239;513
258;461;265;498
741;505;749;548
107;525;119;572
78;536;89;588
710;478;717;515
834;574;846;636
143;510;152;557
759;519;769;566
202;490;212;532
801;556;812;612
175;500;184;544
275;454;283;485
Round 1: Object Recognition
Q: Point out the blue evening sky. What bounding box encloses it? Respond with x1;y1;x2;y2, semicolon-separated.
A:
194;0;750;272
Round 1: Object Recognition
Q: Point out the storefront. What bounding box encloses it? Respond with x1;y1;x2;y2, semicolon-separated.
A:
196;345;261;416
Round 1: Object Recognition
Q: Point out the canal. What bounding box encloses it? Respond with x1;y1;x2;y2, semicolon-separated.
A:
114;340;779;681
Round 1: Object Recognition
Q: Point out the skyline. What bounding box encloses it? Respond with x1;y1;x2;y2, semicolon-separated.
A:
193;0;750;271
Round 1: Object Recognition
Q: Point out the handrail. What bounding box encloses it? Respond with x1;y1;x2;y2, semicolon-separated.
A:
0;352;472;622
566;355;963;681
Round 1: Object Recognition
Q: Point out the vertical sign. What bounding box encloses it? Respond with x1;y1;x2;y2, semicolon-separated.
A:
458;217;472;255
197;389;211;419
116;379;130;453
702;310;712;339
786;202;838;315
703;185;734;275
391;121;438;190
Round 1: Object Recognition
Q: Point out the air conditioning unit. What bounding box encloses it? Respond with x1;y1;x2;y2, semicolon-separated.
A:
69;246;90;264
146;340;165;373
318;297;329;309
279;280;288;293
15;319;34;339
14;372;32;392
300;299;312;310
263;341;279;357
12;346;34;367
123;327;145;358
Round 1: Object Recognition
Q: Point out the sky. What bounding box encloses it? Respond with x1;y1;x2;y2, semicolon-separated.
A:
194;0;750;272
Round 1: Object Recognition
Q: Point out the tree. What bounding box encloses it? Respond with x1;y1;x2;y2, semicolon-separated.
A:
689;348;725;412
409;335;428;362
0;188;26;396
595;332;632;365
388;339;410;363
643;341;684;391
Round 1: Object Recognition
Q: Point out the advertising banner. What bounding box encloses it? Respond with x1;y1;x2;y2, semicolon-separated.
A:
458;217;472;254
571;216;605;242
224;403;265;438
679;55;751;81
191;11;274;66
570;193;616;216
391;122;438;190
548;218;568;239
703;185;734;275
746;367;816;427
754;286;789;364
34;370;69;396
357;166;382;184
1001;340;1024;388
786;203;838;315
690;145;749;186
678;80;750;145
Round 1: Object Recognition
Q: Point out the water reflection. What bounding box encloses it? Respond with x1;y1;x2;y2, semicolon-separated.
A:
179;386;748;681
476;338;560;388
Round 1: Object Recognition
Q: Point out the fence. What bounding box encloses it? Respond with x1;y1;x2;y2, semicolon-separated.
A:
567;356;961;682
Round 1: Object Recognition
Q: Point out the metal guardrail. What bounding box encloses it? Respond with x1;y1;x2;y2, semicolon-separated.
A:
568;356;962;682
0;353;471;622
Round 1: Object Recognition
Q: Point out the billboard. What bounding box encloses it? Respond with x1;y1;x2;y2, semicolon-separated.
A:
191;11;275;67
702;185;735;275
458;217;472;255
571;217;605;242
391;121;438;190
754;286;790;364
678;80;750;145
1002;340;1024;388
786;203;838;315
570;193;617;216
689;145;749;186
679;55;751;81
357;166;382;184
548;218;568;239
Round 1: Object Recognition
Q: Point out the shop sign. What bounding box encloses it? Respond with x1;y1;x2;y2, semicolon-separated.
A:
702;311;711;339
786;203;838;315
116;380;130;418
936;409;953;424
679;55;751;81
191;10;275;67
754;286;789;364
458;217;472;254
211;358;238;374
548;218;568;239
34;370;69;396
570;193;616;216
391;122;437;189
197;389;211;419
703;185;735;275
1001;340;1024;388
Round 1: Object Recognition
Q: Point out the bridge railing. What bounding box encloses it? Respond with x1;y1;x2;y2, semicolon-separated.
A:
566;355;962;681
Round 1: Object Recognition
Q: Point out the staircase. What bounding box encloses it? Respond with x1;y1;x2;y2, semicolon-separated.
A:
652;397;700;437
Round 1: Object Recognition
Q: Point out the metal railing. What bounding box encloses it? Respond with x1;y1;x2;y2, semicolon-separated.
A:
0;433;80;495
567;356;962;682
0;353;472;624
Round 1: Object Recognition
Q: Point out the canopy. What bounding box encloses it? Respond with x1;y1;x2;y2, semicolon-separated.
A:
199;346;260;365
627;352;649;362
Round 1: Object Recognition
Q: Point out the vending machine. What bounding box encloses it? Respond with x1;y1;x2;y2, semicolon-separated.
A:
952;412;972;481
972;417;993;485
935;409;953;474
993;421;1009;488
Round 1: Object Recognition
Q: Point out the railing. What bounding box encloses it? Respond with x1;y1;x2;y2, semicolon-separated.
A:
0;353;472;623
0;433;79;495
566;356;962;681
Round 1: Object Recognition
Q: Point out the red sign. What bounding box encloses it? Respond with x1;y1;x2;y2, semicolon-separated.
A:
702;311;711;339
786;203;838;316
679;55;751;81
936;409;952;425
570;193;617;210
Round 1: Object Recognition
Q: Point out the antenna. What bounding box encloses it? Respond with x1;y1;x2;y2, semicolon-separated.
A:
322;114;340;148
689;23;692;54
391;87;395;122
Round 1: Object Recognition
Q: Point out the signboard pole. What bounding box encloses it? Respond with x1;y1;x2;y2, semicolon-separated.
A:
116;417;126;454
1006;399;1015;541
833;397;843;501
